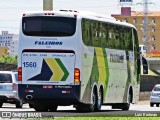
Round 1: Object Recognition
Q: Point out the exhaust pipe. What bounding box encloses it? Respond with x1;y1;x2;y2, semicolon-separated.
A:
26;95;33;100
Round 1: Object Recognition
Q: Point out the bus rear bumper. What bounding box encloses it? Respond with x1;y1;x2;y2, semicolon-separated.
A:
18;84;80;105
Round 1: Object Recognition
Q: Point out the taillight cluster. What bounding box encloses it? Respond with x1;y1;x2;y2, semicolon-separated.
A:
74;68;80;84
13;83;18;91
18;67;22;81
152;86;156;91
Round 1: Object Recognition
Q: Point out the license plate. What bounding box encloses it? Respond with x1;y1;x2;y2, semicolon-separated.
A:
43;85;53;89
6;86;12;90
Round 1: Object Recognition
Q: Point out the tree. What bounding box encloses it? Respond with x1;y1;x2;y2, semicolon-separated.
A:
0;54;17;64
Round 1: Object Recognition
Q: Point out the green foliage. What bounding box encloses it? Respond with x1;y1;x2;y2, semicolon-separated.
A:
0;54;17;64
31;117;160;120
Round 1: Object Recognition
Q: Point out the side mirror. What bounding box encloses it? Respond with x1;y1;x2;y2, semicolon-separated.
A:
142;56;148;74
143;64;148;74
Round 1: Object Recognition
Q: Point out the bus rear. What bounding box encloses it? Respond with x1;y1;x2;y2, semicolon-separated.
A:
18;11;81;111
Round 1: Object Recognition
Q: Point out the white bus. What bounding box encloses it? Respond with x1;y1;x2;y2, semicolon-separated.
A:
18;10;141;112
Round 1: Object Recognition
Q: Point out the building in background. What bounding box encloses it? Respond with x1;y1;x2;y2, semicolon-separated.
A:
9;35;18;56
0;31;18;56
0;47;8;57
112;7;160;51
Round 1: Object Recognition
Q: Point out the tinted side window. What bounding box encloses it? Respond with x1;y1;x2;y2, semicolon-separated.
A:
82;19;92;46
82;18;133;50
125;28;133;50
133;29;140;83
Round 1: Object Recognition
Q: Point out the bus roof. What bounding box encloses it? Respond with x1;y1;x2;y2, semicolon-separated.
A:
22;10;136;29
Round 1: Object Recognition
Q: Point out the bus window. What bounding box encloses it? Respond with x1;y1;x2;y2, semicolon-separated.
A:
125;28;133;50
101;23;107;48
23;16;76;37
92;21;99;47
108;24;115;49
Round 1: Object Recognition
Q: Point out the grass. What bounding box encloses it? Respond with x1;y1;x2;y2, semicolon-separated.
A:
30;117;160;120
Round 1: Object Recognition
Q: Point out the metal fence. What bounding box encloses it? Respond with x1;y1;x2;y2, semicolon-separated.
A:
140;75;160;92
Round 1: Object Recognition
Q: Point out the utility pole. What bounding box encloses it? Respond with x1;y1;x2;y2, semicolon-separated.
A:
137;0;154;52
43;0;53;11
143;0;149;52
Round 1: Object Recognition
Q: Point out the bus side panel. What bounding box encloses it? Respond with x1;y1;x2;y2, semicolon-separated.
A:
81;47;110;104
81;47;132;104
80;46;94;103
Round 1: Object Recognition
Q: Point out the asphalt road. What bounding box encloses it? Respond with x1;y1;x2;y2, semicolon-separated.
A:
0;101;160;118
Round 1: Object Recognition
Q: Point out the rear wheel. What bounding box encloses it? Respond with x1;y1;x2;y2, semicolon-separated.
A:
33;104;48;112
16;101;23;108
76;89;97;112
156;104;159;107
95;89;102;111
48;105;58;112
29;104;33;108
0;102;3;108
150;103;154;107
122;91;131;111
88;89;96;112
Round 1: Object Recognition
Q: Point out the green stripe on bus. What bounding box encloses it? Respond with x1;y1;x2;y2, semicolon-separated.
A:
55;58;69;81
102;48;109;100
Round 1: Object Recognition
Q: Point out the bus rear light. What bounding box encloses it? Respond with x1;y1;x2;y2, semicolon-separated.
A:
74;68;80;84
43;85;53;89
18;67;22;81
23;13;26;16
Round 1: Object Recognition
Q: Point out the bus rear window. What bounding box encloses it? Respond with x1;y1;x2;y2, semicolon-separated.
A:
22;16;76;36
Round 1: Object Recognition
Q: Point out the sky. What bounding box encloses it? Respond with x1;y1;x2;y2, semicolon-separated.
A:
0;0;160;34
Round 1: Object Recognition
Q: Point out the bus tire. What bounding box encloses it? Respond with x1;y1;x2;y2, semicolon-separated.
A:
33;104;48;112
95;88;102;111
29;104;33;108
49;105;58;112
76;89;97;112
88;88;97;112
122;91;131;111
150;103;154;107
0;102;3;108
16;101;23;108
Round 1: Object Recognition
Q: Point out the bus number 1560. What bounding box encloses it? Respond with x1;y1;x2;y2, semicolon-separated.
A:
23;62;37;68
